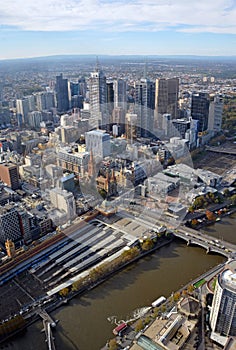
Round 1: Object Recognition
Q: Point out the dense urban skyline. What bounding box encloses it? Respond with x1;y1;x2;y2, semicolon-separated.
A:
1;0;236;59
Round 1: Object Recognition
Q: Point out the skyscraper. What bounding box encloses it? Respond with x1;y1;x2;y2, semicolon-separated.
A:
55;73;69;113
112;107;126;135
106;81;114;122
89;66;108;129
16;96;35;126
28;111;43;129
191;92;210;132
0;206;23;246
210;260;236;340
35;91;55;111
113;79;127;109
155;78;179;129
134;78;155;137
125;112;138;143
208;95;223;134
0;163;19;190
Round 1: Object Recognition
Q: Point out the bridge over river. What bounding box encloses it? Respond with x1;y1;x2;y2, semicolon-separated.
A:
120;209;236;259
172;226;236;258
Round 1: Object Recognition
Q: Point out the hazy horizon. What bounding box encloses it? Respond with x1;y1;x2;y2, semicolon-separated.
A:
1;0;236;60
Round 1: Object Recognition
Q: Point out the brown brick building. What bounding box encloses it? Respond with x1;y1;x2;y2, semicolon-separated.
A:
0;163;20;190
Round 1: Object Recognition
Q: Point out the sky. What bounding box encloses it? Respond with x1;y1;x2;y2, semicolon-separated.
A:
1;0;236;59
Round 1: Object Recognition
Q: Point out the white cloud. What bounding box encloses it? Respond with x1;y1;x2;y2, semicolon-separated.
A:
0;0;236;34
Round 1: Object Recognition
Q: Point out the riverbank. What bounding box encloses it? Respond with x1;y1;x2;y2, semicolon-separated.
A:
0;236;173;346
5;239;226;350
2;210;235;348
100;261;227;350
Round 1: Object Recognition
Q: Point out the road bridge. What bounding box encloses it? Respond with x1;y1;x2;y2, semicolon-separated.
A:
172;228;233;258
118;209;235;258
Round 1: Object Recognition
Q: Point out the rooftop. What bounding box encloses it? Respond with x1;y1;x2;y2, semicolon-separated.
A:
220;260;236;292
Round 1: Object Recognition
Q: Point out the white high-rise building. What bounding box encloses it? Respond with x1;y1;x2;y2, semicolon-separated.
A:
49;188;76;221
210;260;236;341
35;91;55;111
16;95;36;125
113;79;127;109
85;129;110;159
208;95;223;134
28;111;43;129
89;67;108;129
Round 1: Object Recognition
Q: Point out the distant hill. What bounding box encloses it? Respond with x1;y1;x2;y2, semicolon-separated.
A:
1;54;236;63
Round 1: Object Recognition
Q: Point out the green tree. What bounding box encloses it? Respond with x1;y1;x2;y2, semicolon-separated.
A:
187;285;195;294
144;316;151;325
223;189;230;197
135;319;144;332
121;247;139;261
193;196;205;209
230;194;236;205
141;238;154;251
161;304;166;312
99;189;107;199
108;338;118;350
153;307;160;318
173;292;181;302
59;287;69;297
72;279;84;292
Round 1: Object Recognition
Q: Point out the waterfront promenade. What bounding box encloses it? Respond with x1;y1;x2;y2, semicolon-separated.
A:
0;209;235;349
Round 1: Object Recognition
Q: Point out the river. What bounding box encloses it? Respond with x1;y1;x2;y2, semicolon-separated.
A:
5;213;236;350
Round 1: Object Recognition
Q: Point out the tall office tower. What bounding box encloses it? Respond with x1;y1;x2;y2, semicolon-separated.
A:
35;91;55;111
69;82;79;96
134;78;155;137
106;81;114;121
28;111;43;129
85;130;111;159
112;107;126;135
210;260;236;339
27;95;36;111
89;66;108;129
125;113;138;143
16;97;33;126
55;73;69;113
0;206;23;246
78;77;87;98
107;81;114;105
208;95;224;134
113;79;127;109
191;92;210;132
155;78;179;128
0;163;19;190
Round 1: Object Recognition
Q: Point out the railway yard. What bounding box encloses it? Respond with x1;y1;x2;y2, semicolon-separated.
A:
0;215;149;321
